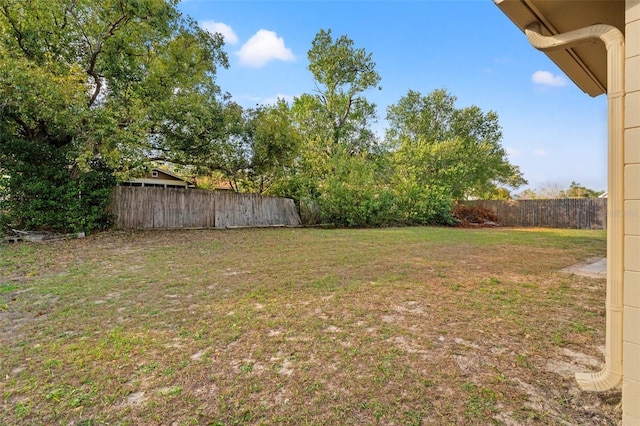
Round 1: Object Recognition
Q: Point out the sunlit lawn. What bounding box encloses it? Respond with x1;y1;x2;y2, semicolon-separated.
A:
0;227;619;425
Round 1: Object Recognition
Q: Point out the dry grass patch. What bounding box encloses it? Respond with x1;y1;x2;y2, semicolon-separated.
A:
0;227;619;424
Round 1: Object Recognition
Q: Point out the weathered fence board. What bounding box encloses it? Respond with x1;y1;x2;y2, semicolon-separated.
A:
111;186;300;230
462;198;607;229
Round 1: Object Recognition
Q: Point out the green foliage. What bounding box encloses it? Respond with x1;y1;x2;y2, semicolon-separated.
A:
386;89;526;200
0;140;115;232
273;86;521;227
237;100;302;193
306;29;381;151
390;180;454;226
316;151;394;227
272;36;472;226
249;43;525;226
308;29;381;99
276;30;396;226
0;0;228;231
485;187;512;200
565;181;604;198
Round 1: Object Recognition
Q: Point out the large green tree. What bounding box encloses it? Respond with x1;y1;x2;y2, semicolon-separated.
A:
277;29;391;225
303;28;381;153
386;89;526;200
0;0;228;231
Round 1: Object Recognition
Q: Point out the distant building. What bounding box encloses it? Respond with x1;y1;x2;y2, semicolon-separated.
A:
119;168;195;189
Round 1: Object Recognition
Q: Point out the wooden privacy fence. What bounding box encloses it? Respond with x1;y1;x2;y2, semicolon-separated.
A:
111;186;301;230
462;198;607;229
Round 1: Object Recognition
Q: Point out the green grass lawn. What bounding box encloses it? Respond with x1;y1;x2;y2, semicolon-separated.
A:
0;227;619;425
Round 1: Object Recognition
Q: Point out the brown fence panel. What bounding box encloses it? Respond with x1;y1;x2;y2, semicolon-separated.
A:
213;192;302;228
462;198;607;229
111;187;300;230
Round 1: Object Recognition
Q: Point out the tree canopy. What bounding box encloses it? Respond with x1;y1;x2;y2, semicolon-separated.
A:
305;29;381;152
386;89;526;200
273;29;391;226
0;0;229;231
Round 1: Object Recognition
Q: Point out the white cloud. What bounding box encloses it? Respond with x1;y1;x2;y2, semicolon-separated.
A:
531;70;567;87
262;94;296;105
237;29;295;67
226;93;296;107
534;148;548;157
505;147;520;158
200;21;238;45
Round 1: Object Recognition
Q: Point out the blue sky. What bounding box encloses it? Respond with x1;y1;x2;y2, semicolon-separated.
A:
179;0;609;193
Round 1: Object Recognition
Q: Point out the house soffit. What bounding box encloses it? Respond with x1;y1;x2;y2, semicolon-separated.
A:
495;0;624;97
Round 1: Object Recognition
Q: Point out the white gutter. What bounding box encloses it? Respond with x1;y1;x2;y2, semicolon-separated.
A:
525;23;624;391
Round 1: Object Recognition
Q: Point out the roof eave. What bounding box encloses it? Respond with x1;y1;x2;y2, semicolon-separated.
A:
494;0;622;97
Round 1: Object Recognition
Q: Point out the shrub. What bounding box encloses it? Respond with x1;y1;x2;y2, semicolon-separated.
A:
316;154;395;227
390;182;454;226
0;140;115;233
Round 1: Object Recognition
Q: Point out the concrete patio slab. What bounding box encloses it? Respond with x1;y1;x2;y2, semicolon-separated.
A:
561;257;607;279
